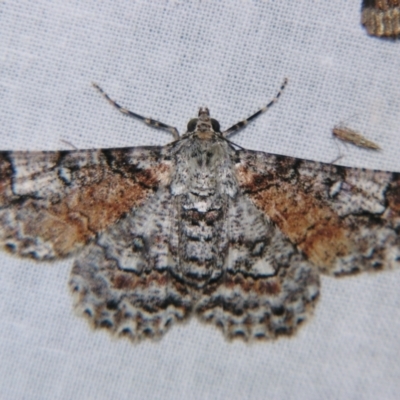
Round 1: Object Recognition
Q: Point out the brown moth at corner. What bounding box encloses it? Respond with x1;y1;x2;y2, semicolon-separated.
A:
0;80;399;343
362;0;400;38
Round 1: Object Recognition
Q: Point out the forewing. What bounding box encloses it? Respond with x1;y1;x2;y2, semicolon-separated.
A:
0;147;172;260
235;150;400;275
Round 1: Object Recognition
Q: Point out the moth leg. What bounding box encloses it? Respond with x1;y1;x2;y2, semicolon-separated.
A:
92;82;180;140
330;133;345;164
222;78;288;138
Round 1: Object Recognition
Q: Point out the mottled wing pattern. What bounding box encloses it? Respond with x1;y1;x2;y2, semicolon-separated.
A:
195;193;319;340
235;150;400;276
69;179;194;341
0;147;171;259
2;136;399;343
0;146;198;340
63;137;322;341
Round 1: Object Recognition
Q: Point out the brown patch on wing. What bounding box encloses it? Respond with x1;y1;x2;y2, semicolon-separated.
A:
28;171;151;256
112;270;169;291
0;153;171;258
226;274;282;296
236;165;351;271
384;174;400;226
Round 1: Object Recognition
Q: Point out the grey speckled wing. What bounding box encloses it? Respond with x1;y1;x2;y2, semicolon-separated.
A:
195;193;319;340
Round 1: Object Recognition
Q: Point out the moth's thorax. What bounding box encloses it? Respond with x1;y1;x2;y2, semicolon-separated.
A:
171;133;238;199
195;107;217;140
195;130;214;140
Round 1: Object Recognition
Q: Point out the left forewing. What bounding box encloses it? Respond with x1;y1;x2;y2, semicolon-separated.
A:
0;147;172;260
235;150;400;275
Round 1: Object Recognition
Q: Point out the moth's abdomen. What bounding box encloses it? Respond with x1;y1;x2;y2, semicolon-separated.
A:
177;194;228;287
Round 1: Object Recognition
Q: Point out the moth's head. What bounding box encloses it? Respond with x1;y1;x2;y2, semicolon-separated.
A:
186;107;221;139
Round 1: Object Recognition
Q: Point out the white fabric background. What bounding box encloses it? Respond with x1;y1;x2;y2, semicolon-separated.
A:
1;1;400;399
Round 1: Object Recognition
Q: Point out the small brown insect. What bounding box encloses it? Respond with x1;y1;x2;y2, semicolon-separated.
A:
332;126;381;150
361;0;400;38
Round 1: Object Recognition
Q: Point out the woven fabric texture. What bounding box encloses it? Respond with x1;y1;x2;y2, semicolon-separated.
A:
0;1;399;399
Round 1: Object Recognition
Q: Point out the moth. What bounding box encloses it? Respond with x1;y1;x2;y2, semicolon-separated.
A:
361;0;400;38
332;125;381;150
0;80;399;342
